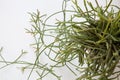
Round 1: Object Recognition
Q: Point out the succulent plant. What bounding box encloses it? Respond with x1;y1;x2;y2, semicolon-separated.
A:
0;0;120;80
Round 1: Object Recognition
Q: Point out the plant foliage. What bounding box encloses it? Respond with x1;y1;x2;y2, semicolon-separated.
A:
0;0;120;80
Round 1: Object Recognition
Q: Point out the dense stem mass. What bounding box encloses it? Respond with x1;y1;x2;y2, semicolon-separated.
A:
25;0;120;80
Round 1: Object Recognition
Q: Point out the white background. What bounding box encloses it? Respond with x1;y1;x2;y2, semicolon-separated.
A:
0;0;120;80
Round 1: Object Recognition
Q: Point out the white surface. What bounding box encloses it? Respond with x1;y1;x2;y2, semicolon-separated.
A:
0;0;120;80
